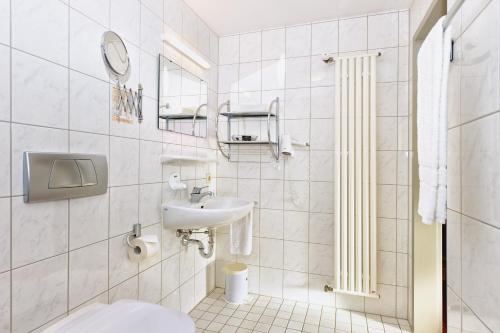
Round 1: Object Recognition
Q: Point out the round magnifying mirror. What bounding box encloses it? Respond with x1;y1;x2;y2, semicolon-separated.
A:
101;31;131;83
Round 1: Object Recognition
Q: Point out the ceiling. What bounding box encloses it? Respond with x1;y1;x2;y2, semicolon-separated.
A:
184;0;413;36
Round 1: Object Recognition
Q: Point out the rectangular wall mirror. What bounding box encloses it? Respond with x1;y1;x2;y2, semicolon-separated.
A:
158;54;208;138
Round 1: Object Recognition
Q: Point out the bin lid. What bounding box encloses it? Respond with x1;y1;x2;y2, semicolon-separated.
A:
223;262;248;275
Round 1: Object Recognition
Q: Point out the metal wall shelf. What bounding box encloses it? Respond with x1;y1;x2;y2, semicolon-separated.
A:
216;98;280;162
219;140;278;145
159;114;207;120
219;111;276;118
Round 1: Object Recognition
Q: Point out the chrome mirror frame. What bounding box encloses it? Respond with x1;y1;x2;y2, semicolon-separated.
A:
101;31;131;84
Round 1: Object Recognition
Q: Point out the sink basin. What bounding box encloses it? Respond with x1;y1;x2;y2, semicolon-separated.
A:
162;197;254;230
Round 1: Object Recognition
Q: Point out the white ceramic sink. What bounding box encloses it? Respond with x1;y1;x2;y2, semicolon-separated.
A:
162;197;254;230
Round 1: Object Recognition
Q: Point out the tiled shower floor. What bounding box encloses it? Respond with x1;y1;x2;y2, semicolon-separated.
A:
189;289;412;333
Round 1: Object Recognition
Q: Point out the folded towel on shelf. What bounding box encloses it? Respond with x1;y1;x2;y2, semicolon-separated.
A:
180;106;197;115
167;106;206;117
230;104;267;113
417;16;451;225
229;210;253;256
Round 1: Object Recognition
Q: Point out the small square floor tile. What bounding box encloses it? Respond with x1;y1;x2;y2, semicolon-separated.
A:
287;320;303;330
189;292;411;333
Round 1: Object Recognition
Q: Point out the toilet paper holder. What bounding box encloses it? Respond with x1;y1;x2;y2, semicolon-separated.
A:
126;223;142;249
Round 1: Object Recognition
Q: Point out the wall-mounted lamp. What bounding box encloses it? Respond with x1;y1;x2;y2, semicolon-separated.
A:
162;32;211;70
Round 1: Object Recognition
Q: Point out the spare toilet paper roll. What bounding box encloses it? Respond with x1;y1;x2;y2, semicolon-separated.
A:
127;234;160;262
281;134;294;156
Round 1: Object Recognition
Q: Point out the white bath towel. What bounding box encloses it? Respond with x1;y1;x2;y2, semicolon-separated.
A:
417;17;451;225
230;210;253;256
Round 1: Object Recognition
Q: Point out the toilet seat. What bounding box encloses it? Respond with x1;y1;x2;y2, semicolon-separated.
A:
43;300;196;333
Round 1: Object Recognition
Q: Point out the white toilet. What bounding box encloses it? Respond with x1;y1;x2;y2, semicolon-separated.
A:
43;300;196;333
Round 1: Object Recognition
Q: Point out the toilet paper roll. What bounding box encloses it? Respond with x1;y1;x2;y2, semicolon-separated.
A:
281;134;294;156
127;234;160;262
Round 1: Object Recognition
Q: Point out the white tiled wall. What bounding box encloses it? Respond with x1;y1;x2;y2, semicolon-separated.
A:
0;0;219;332
446;0;500;332
215;10;411;319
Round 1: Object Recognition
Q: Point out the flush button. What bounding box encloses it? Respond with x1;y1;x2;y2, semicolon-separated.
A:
48;160;82;188
76;159;98;186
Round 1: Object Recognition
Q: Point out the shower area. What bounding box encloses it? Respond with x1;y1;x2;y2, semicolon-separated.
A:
212;8;413;327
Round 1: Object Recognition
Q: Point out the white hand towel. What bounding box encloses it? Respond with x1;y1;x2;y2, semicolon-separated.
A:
417;17;451;225
230;210;253;256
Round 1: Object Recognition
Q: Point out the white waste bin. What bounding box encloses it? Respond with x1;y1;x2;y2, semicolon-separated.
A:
223;263;248;304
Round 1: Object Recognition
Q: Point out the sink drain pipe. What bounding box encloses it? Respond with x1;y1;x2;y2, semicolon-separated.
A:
176;229;215;258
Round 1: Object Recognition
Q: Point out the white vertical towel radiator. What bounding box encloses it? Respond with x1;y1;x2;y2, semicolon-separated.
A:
327;53;378;298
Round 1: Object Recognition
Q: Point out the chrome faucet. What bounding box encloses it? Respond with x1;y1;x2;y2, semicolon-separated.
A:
190;186;214;203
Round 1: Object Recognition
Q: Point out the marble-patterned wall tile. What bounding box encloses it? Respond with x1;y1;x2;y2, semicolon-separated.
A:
309;274;334;306
283;271;308;301
339;16;368;52
309;213;334;245
69;9;108;81
180;277;195;313
69;240;108;309
364;284;396;317
447;287;461;333
110;0;140;46
109;276;138;303
110;137;140;186
0;198;9;273
162;254;180;297
286;25;312;58
462;216;500;332
398;11;409;47
70;0;110;28
0;122;9;198
69;193;109;250
262;28;285;61
447;210;461;294
0;0;9;46
0;45;10;122
141;6;163;57
312;21;339;55
460;0;500;123
285;57;311;89
259;267;283;298
69;71;109;135
240;31;262;63
12;254;68;332
368;12;399;49
12;197;68;268
461;113;500;228
139;263;162;304
11;0;68;65
11;50;69;129
109;185;139;237
219;35;239;65
0;271;9;332
309;181;334;213
139;183;162;227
